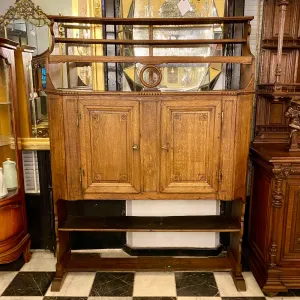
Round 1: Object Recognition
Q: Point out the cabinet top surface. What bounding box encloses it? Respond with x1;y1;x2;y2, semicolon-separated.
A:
46;89;254;96
250;143;300;163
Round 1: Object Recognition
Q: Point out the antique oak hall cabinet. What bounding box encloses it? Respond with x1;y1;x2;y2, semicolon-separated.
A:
46;16;255;291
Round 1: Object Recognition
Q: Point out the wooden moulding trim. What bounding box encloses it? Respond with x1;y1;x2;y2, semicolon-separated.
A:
21;138;50;150
49;55;253;65
47;15;254;25
21;45;36;53
0;234;30;263
0;38;18;50
55;38;247;46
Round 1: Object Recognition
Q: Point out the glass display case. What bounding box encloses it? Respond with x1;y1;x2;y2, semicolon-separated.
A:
0;38;31;264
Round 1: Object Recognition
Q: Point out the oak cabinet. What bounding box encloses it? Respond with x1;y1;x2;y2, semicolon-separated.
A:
48;92;252;201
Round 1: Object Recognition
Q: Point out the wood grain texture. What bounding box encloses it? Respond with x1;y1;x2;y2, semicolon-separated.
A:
63;96;82;199
233;94;253;200
48;95;67;201
78;98;140;194
47;92;255;201
160;99;221;194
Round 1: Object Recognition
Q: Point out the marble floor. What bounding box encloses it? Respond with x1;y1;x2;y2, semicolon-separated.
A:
0;250;299;300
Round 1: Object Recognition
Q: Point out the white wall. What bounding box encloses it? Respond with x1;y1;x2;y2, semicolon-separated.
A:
244;0;263;71
0;0;13;15
127;200;220;248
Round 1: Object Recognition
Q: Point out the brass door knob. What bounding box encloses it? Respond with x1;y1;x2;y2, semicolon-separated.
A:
161;145;168;150
132;144;139;150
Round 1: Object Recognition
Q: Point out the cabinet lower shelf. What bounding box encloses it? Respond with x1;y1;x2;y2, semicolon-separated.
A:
65;252;232;272
59;215;241;232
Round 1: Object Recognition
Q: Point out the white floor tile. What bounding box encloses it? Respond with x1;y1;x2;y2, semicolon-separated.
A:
266;296;300;300
0;272;18;295
45;272;96;297
178;298;222;300
133;272;176;297
214;271;264;297
20;251;56;272
99;249;130;258
88;297;133;300
0;297;43;300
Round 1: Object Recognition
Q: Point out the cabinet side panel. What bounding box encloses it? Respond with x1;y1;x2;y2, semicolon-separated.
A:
48;94;67;200
248;162;272;263
234;94;253;200
219;97;236;200
64;97;82;200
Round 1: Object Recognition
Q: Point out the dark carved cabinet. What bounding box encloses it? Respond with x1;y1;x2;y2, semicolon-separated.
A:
247;0;300;295
248;145;300;295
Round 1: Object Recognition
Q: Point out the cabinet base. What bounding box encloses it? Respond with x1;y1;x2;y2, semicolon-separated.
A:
245;243;300;296
51;252;245;292
0;234;31;264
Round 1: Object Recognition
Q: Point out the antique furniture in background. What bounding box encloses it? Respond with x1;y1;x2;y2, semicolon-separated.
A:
0;0;51;151
247;0;300;296
46;15;255;291
0;38;31;264
31;50;49;139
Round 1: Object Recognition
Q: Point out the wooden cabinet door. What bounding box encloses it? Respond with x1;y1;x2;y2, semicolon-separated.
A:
160;100;221;194
79;99;140;194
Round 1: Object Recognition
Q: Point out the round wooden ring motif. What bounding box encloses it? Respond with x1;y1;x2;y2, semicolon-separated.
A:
139;65;162;89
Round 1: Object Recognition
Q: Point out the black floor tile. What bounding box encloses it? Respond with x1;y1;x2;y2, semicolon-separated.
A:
133;298;176;300
274;290;300;297
90;272;134;296
2;272;55;296
175;272;219;297
0;255;25;271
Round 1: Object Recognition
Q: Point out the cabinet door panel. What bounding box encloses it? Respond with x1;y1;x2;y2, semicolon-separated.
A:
79;100;140;194
0;204;24;243
281;180;300;261
160;100;221;194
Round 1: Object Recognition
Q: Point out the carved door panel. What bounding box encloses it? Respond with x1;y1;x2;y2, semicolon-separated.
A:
79;99;140;194
160;100;221;194
281;179;300;261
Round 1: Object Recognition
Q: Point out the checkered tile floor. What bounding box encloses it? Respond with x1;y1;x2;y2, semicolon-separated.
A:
0;250;300;300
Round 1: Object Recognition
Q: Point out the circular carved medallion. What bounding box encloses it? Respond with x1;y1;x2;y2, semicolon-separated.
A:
139;65;162;89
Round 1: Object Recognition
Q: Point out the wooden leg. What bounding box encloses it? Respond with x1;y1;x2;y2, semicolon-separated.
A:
23;239;32;263
231;271;246;291
263;291;278;297
51;272;67;292
228;199;246;292
52;200;70;292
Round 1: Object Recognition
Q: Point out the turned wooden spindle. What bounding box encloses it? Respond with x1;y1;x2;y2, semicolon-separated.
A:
275;0;290;84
